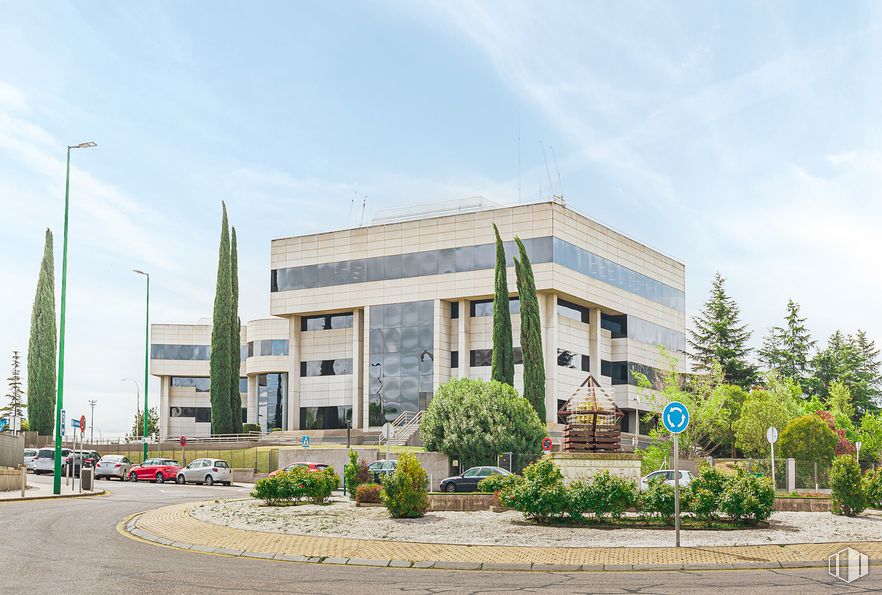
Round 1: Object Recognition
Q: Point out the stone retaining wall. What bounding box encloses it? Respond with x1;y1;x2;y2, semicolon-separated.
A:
773;497;831;512
548;453;642;484
0;467;23;492
428;493;497;512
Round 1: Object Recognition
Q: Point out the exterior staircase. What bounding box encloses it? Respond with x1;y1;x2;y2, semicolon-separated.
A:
379;410;424;446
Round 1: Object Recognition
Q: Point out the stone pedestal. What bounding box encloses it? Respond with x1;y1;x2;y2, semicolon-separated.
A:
548;452;642;485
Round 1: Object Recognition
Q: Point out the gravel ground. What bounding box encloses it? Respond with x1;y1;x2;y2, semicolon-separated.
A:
190;496;882;548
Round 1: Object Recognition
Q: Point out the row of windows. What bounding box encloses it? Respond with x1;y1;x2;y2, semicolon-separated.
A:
370;301;433;329
627;316;687;352
301;406;352;430
600;313;627;338
557;349;590;372
152;344;248;361
170;406;247;423
301;312;354;332
171;377;247;393
271;235;684;312
450;348;524;368
248;339;289;357
300;358;353;377
272;237;553;293
600;360;663;386
558;299;589;323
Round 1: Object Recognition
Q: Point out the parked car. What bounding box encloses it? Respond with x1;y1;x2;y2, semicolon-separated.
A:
440;466;512;493
368;459;397;483
64;450;101;477
24;448;38;472
129;458;182;483
268;461;330;478
32;447;72;475
94;455;132;481
176;458;233;486
639;469;694;491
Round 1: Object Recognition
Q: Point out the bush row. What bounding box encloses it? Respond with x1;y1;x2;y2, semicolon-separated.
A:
830;455;882;516
496;459;775;526
251;466;339;506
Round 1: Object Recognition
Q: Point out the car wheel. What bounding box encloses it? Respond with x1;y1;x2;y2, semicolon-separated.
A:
445;483;457;493
155;473;164;484
130;472;138;482
224;482;231;486
176;475;185;485
205;475;214;486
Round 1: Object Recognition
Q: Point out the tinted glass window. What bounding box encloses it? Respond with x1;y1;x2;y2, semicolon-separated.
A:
557;299;589;323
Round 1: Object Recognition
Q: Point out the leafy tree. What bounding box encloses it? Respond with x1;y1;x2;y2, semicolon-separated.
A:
828;380;855;420
129;406;159;438
210;203;233;434
779;414;837;466
758;300;815;393
513;236;545;421
811;330;881;419
419;378;544;470
490;224;514;386
1;351;26;430
718;384;750;457
733;377;799;457
27;229;56;436
229;227;242;433
816;410;854;455
687;272;757;389
857;412;882;463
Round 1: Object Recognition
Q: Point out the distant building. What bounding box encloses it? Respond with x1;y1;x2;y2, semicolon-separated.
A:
151;199;686;440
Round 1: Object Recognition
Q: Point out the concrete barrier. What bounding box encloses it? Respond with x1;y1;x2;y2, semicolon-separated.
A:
773;497;831;512
0;434;24;468
427;493;496;512
0;467;22;491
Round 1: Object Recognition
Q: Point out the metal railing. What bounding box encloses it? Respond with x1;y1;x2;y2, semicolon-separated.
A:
379;410;424;446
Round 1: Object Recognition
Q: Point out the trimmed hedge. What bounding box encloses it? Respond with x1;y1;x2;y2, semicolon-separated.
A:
569;471;637;520
720;468;775;525
355;483;382;504
251;466;339;506
477;473;523;494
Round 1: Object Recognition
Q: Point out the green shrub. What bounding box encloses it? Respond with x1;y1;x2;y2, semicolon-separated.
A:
344;450;363;499
830;456;866;516
302;467;339;504
250;466;338;506
568;471;638;520
242;423;261;433
355;483;382;504
355;459;371;485
639;480;676;524
380;452;429;518
477;473;522;494
720;468;775;525
687;466;728;525
863;470;882;509
251;475;283;506
499;458;568;523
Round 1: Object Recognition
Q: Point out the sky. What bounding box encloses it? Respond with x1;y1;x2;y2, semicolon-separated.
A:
1;1;881;436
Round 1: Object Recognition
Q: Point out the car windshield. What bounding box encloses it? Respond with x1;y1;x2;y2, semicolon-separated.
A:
101;455;121;462
37;449;53;458
214;461;229;469
161;460;178;466
25;450;36;457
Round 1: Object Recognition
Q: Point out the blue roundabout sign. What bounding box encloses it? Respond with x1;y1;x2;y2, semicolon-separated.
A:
662;401;690;434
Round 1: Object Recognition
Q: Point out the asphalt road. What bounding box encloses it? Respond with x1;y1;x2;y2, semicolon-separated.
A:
1;474;878;594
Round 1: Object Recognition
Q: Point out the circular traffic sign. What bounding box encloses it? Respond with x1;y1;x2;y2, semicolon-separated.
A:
180;436;187;447
662;401;689;434
79;415;87;433
542;437;553;452
766;427;778;444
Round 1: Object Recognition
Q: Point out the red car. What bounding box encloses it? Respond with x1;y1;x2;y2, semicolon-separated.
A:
269;461;330;478
129;458;182;484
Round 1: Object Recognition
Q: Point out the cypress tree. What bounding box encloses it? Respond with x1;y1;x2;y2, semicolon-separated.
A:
687;272;757;389
210;203;233;434
229;227;243;433
514;236;545;421
490;224;514;386
27;229;56;436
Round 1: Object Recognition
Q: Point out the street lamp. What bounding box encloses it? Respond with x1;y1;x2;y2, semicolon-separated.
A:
88;399;96;445
122;378;140;418
53;140;97;495
133;269;150;461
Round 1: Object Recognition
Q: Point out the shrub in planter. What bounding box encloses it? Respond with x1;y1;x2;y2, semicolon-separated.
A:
720;468;775;525
830;455;866;516
638;479;676;524
568;471;637;520
380;452;429;518
499;458;568;523
687;466;728;525
355;483;382;504
863;470;882;509
242;423;261;433
301;467;339;504
477;473;523;494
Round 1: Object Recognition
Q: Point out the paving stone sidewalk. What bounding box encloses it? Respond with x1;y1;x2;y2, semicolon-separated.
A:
124;501;882;572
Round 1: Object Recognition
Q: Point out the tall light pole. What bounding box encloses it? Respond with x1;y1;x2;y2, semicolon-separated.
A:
133;270;150;461
122;378;140;421
53;141;97;495
88;400;96;445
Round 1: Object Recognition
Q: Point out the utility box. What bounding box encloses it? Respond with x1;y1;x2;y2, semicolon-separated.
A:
80;467;93;491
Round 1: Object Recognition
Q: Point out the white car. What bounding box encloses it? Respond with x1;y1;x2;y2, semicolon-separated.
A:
640;470;693;491
32;447;72;475
24;448;38;472
175;458;232;486
94;454;133;481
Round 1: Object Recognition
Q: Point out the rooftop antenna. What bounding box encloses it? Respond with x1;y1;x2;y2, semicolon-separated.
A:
359;195;367;226
517;105;522;203
348;195;355;226
540;141;553;202
550;145;565;206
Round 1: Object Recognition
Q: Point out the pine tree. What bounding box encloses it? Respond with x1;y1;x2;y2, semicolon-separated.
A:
758;299;815;393
2;351;26;431
210;203;233;434
811;330;881;419
27;229;56;436
229;227;243;433
687;272;757;389
514;236;545;421
490;224;514;386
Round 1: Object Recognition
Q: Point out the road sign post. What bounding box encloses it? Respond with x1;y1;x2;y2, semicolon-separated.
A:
180;436;187;465
767;427;779;491
542;437;553;453
381;423;393;460
301;435;310;449
662;401;690;548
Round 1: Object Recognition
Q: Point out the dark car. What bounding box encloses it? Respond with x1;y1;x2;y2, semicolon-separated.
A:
64;450;101;478
440;466;512;493
368;459;396;483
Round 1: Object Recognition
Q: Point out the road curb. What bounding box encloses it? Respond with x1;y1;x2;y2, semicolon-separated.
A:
118;510;874;573
0;488;106;503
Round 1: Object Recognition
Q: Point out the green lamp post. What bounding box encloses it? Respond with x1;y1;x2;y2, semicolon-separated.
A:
53;141;97;495
133;269;150;461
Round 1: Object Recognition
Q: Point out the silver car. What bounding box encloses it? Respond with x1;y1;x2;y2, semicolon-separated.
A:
175;458;232;486
33;447;71;475
24;449;38;472
94;454;132;481
639;469;694;491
